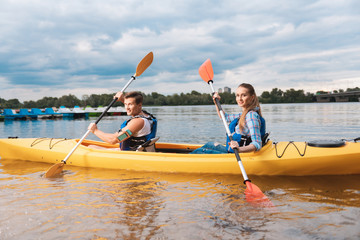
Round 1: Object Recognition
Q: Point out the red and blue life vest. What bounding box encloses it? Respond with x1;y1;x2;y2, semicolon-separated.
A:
225;111;266;153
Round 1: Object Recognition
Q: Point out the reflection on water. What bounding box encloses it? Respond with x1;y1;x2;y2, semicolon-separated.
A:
260;103;360;141
1;159;360;239
1;103;360;239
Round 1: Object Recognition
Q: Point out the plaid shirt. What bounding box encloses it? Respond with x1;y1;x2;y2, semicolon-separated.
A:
225;110;262;151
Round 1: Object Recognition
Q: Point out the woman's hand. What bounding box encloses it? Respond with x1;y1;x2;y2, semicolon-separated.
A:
88;123;98;133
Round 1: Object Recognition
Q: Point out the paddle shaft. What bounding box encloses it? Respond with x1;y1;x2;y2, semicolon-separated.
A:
208;81;250;182
62;76;136;164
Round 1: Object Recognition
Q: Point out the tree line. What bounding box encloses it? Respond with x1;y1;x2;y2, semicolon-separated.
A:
0;87;359;109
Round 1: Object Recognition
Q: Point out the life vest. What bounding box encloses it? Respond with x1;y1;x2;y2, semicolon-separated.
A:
225;111;266;153
119;110;157;151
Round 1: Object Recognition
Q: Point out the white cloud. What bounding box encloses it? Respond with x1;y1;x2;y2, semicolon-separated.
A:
0;0;359;102
215;45;360;94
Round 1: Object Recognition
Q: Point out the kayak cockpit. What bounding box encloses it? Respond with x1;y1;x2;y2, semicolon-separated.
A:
79;139;200;154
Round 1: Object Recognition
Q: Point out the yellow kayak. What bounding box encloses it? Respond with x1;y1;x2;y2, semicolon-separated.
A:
0;137;359;176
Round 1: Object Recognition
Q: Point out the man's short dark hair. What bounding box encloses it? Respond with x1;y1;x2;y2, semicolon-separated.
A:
124;91;143;105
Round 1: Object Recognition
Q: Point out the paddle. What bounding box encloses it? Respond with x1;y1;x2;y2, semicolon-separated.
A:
199;59;274;207
44;51;154;178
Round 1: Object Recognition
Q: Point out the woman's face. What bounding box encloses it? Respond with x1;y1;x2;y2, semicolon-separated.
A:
235;86;254;109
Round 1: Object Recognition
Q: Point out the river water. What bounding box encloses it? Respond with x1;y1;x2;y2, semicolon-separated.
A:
0;103;359;239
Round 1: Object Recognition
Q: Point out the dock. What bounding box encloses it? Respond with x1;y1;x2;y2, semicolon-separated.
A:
0;106;126;120
316;91;360;102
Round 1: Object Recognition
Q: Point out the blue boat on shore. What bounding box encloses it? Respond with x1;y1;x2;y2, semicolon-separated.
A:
2;109;27;120
19;109;38;120
0;105;124;120
1;108;63;120
58;106;89;119
30;108;63;119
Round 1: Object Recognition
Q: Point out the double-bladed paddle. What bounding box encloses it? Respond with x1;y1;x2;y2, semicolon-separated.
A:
199;59;274;207
44;51;154;178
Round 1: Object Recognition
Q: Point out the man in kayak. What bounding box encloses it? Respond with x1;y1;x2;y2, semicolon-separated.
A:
87;91;157;151
191;83;266;154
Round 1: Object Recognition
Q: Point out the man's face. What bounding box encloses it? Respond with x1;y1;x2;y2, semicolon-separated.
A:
124;97;142;116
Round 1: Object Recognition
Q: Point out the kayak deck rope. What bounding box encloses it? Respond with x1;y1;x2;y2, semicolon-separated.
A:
274;141;307;158
31;138;69;149
274;137;359;158
344;137;360;142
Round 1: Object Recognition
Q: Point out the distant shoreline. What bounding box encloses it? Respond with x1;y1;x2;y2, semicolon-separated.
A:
1;87;359;110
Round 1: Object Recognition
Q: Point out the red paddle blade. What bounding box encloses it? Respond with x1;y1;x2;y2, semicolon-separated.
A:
245;181;274;208
198;59;214;83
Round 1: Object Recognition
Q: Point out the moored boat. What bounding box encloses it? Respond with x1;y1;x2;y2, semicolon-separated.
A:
58;106;88;119
2;109;27;120
19;108;38;120
0;137;359;176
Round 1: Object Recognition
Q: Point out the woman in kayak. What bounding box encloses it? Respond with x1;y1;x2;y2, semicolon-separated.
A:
87;91;157;151
218;83;266;153
191;83;266;154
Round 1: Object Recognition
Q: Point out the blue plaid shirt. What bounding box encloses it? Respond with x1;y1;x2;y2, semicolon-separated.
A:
225;110;262;151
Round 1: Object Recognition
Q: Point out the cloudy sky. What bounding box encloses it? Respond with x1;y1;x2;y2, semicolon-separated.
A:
1;0;359;102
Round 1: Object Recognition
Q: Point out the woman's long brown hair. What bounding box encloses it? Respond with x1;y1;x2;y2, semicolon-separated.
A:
238;83;262;131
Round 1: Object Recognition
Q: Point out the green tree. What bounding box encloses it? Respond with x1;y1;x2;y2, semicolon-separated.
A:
23;100;37;108
154;95;167;105
190;90;201;96
283;89;303;103
0;97;7;109
270;88;284;103
82;94;90;107
220;92;236;104
57;94;81;107
347;87;360;92
4;99;22;108
36;97;59;108
259;91;271;103
261;91;271;98
87;94;106;107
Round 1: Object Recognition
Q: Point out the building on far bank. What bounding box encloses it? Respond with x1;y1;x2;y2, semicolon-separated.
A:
217;87;232;93
224;87;231;93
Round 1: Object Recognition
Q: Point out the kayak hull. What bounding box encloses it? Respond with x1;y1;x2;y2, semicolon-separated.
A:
0;138;359;176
